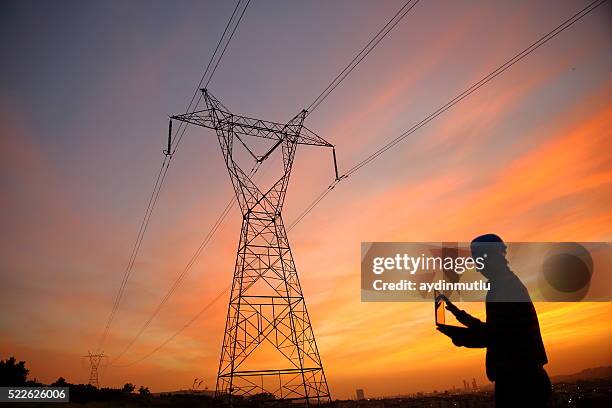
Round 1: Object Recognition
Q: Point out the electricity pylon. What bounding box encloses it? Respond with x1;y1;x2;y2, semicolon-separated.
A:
83;352;107;388
171;90;336;403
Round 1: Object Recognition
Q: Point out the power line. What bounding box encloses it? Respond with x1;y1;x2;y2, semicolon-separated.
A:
97;0;249;352
287;180;340;232
306;0;421;115
288;0;608;231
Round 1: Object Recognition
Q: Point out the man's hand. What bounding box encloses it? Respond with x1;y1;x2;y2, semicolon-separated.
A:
443;297;484;330
444;296;462;317
436;324;464;346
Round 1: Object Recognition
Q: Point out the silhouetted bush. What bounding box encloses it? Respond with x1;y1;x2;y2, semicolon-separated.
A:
123;382;136;393
52;377;68;387
0;356;29;386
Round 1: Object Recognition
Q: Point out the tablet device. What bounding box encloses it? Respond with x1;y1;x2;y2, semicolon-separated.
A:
434;290;446;325
435;290;463;328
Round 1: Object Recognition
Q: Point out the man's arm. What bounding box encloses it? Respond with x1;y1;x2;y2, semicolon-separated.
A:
445;297;485;329
437;325;487;348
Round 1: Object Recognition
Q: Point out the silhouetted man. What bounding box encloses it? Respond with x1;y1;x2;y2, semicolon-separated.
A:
437;234;550;407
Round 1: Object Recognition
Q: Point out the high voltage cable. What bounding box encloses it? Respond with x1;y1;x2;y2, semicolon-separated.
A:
287;180;339;232
97;0;249;352
306;0;421;115
116;0;607;366
288;0;607;231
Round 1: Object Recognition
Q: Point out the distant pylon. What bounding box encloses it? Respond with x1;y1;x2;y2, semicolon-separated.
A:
83;352;107;388
172;90;334;403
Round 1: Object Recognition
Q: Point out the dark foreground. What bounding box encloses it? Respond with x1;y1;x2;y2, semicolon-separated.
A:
11;378;610;408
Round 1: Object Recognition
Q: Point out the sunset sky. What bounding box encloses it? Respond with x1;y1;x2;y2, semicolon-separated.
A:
1;0;611;399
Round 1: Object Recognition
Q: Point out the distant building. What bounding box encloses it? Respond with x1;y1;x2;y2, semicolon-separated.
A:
463;379;468;391
472;378;478;391
356;389;365;400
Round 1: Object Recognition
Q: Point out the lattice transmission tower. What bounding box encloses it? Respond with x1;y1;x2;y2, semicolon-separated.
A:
171;90;336;403
83;352;107;388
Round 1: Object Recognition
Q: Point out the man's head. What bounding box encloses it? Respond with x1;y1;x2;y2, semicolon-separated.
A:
471;234;507;279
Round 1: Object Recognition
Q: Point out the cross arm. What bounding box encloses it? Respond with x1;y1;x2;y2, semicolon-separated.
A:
170;110;333;147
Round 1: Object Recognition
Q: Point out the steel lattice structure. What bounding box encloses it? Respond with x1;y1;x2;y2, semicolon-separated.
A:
83;352;106;388
171;90;332;403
